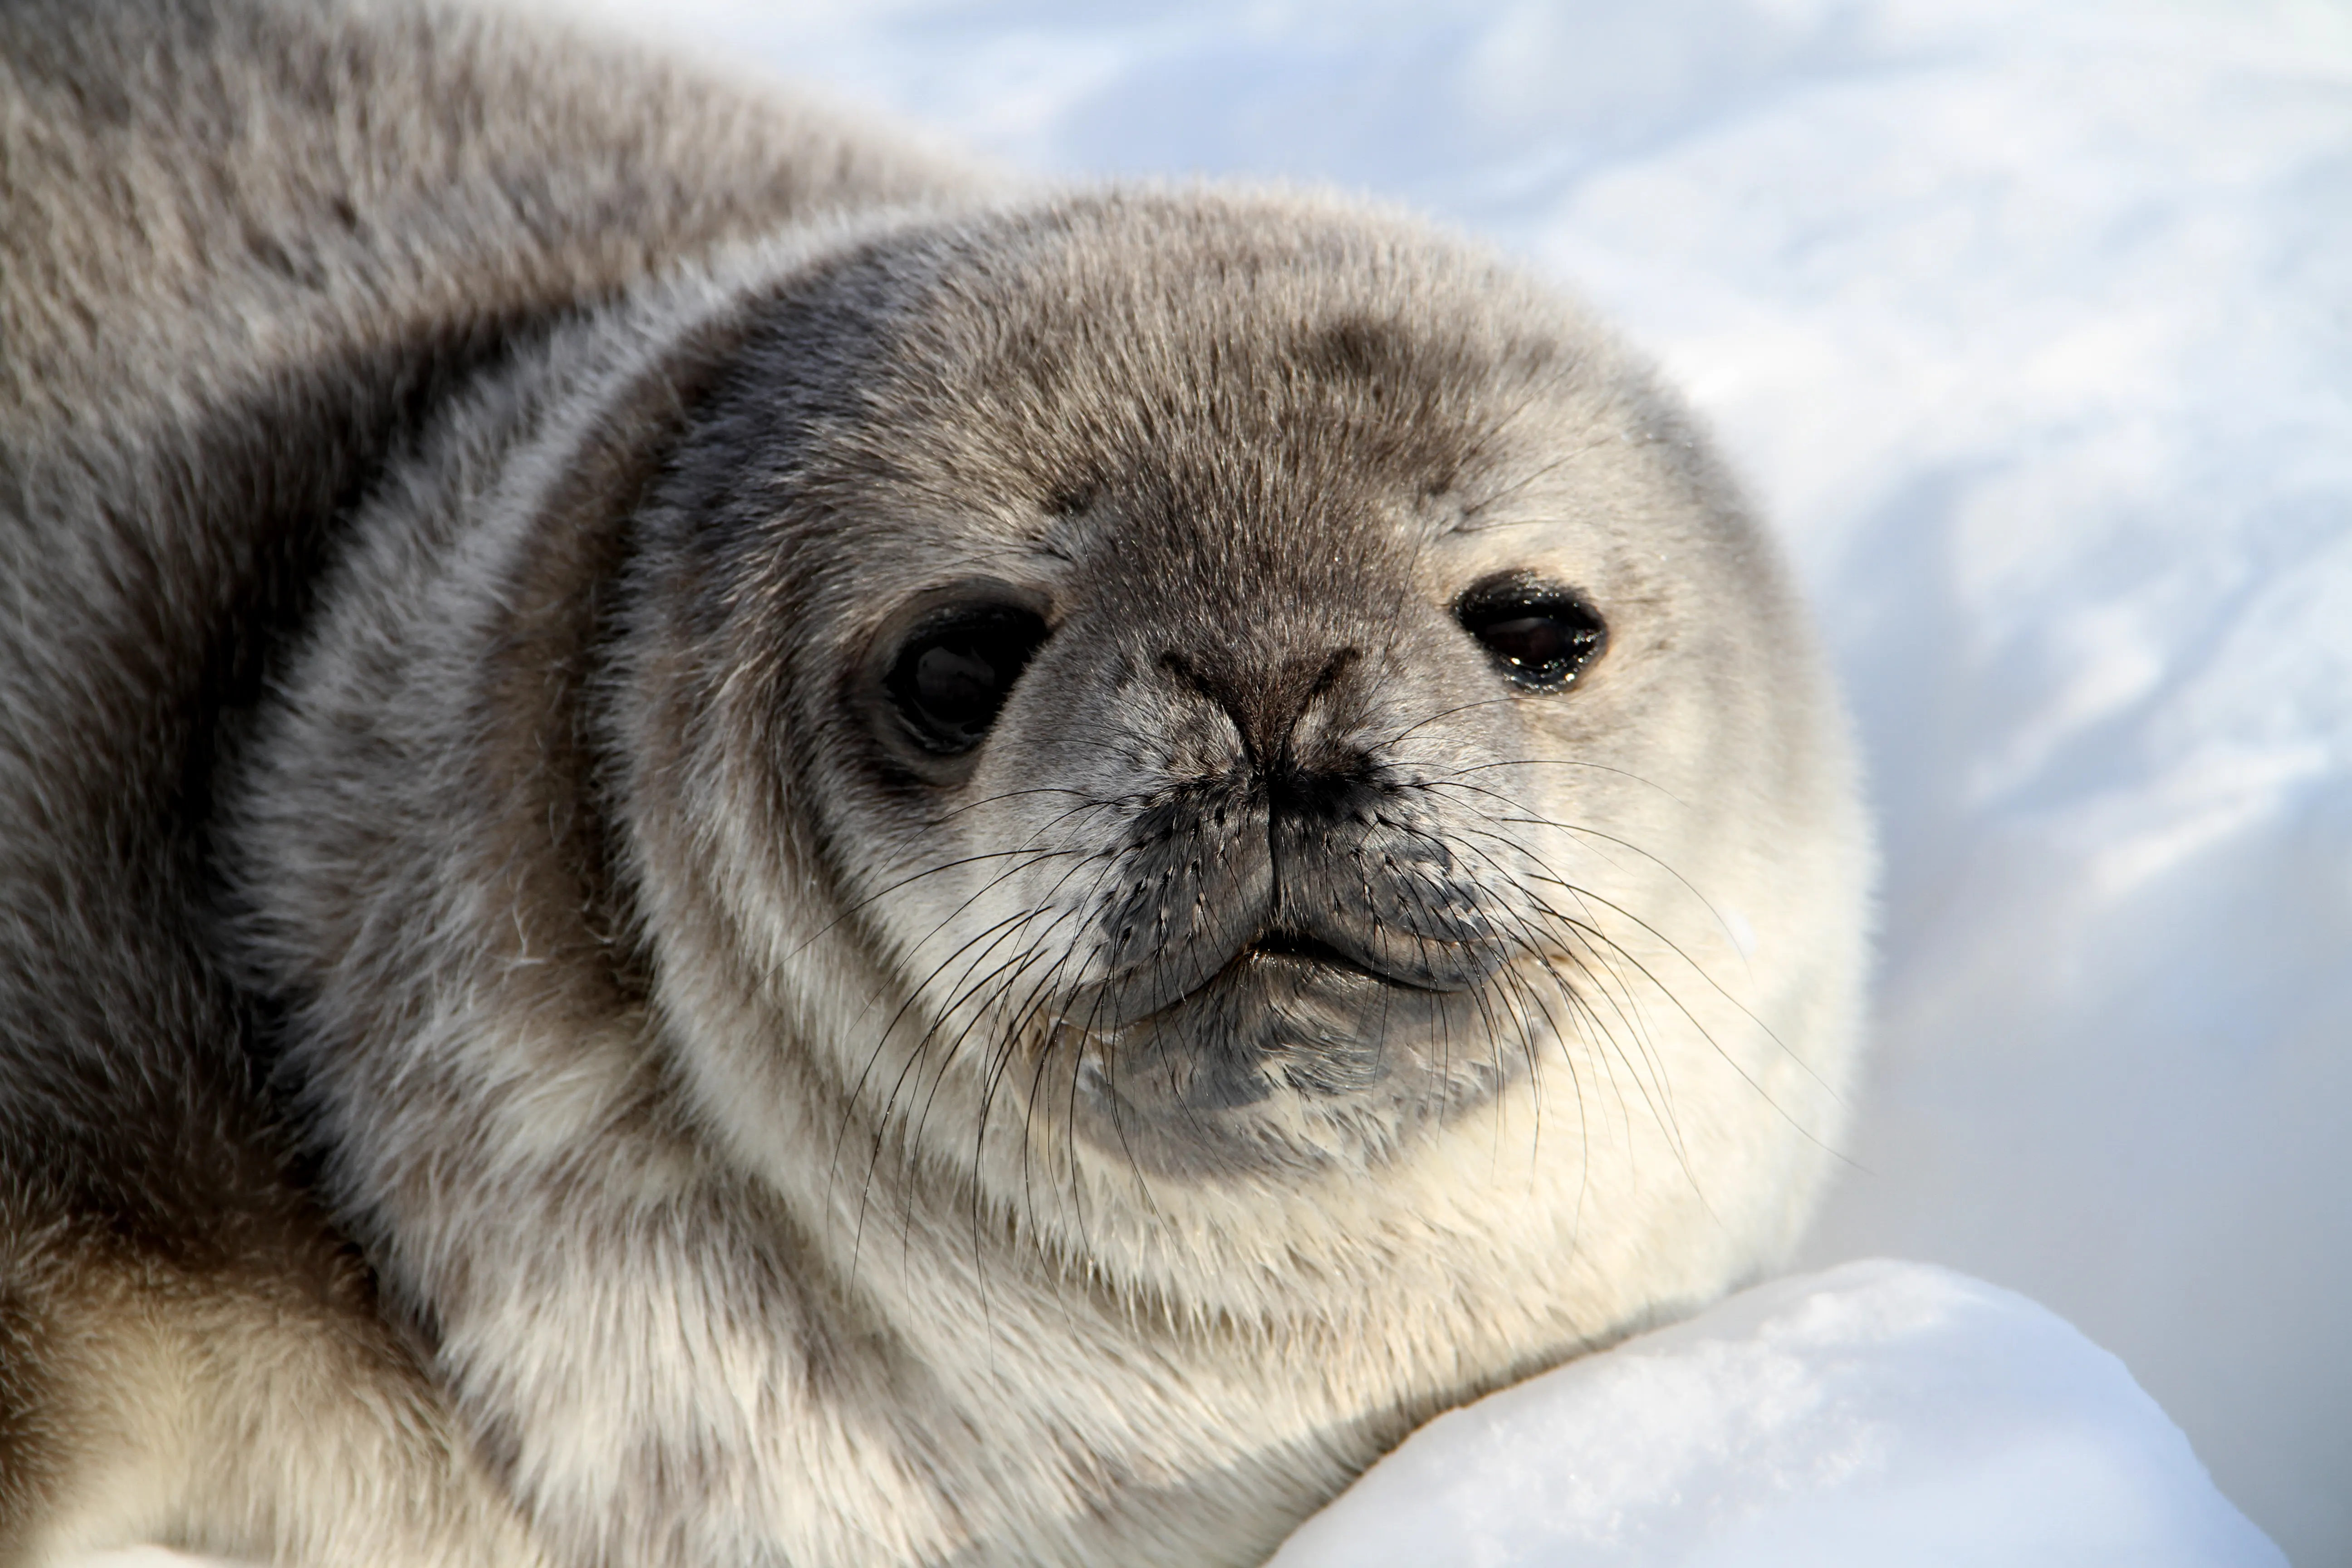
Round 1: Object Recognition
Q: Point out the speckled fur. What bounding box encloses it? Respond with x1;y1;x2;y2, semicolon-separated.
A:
0;3;1872;1564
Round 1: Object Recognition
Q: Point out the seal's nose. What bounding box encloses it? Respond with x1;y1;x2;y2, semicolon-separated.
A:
1135;635;1503;995
1159;643;1364;774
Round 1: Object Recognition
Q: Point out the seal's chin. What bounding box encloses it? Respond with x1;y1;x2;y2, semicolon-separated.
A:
1057;943;1522;1179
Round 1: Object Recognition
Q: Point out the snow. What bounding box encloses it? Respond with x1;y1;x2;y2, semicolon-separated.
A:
1269;1261;2283;1568
552;1;2344;1557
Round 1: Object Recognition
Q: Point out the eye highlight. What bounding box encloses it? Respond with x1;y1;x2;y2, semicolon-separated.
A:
1455;576;1607;689
884;604;1049;752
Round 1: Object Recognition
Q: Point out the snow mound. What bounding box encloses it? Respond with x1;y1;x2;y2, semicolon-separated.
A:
1272;1261;2282;1568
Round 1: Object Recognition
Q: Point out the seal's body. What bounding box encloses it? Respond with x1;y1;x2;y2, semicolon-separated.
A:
0;3;1872;1564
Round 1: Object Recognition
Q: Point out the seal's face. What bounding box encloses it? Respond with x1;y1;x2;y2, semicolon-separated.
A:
858;560;1604;1179
624;194;1854;1238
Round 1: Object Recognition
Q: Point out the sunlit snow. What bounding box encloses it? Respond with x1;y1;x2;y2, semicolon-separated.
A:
1271;1262;2282;1568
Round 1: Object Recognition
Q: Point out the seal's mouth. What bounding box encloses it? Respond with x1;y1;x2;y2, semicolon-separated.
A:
1073;919;1469;1039
1071;900;1503;1034
1235;927;1433;990
1051;935;1533;1177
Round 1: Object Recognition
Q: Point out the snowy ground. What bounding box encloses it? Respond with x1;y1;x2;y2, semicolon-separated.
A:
533;0;2349;1558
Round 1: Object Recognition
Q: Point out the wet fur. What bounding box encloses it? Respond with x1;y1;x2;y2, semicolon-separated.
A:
0;2;1872;1564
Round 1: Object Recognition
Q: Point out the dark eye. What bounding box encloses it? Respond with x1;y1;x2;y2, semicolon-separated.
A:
885;604;1049;752
1455;577;1607;689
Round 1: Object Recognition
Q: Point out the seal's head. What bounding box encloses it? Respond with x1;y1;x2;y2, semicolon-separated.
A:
610;189;1868;1300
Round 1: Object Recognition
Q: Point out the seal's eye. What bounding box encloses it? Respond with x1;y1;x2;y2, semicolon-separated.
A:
1455;577;1607;689
886;605;1049;752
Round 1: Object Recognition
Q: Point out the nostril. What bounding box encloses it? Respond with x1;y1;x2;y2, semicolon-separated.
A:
1264;752;1381;822
1304;647;1362;703
1161;643;1367;772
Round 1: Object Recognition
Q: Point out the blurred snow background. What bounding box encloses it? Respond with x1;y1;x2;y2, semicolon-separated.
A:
557;0;2349;1558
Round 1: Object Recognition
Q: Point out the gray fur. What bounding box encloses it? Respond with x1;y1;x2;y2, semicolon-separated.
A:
0;2;1872;1564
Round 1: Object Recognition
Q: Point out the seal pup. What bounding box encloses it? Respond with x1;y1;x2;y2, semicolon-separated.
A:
0;1;1873;1563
